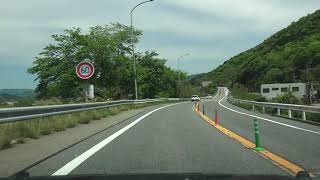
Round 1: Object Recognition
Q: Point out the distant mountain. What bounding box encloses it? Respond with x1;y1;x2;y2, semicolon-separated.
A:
192;9;320;91
187;73;206;81
0;94;22;103
0;89;35;99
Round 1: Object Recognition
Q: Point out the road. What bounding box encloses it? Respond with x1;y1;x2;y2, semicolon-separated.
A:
203;88;320;175
23;88;320;177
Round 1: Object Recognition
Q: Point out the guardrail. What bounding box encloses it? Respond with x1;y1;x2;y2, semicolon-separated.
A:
0;98;185;124
228;97;320;121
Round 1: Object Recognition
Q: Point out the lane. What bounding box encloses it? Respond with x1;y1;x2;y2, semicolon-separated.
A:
26;104;178;176
67;101;285;175
202;87;320;174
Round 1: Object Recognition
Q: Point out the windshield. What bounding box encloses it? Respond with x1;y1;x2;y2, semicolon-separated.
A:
1;0;320;179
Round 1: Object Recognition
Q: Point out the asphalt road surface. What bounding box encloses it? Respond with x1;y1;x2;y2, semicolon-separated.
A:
203;87;320;175
24;88;320;177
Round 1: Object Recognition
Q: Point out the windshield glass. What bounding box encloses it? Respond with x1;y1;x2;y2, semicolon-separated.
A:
0;0;320;179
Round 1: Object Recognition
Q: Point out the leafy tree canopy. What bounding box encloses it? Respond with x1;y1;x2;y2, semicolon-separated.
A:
28;23;193;100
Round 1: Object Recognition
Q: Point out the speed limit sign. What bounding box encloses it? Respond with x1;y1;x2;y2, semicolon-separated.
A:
76;61;94;79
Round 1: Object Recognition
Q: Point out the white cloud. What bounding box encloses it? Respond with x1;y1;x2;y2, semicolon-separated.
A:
0;0;319;75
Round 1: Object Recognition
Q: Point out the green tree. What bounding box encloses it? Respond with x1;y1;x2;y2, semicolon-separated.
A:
28;23;141;99
264;68;284;83
28;23;190;100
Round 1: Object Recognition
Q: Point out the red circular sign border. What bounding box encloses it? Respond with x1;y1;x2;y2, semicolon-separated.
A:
76;61;94;79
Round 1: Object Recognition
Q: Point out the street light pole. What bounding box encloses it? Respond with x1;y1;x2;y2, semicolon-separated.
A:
130;0;154;100
177;53;190;85
177;53;190;97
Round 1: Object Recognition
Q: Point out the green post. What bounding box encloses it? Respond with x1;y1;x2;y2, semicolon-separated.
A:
254;119;264;151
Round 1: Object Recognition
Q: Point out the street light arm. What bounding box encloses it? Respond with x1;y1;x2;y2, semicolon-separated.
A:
130;0;154;41
131;0;154;15
178;53;190;61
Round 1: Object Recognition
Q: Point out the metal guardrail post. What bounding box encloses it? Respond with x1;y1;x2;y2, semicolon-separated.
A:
288;110;292;118
302;111;307;121
229;96;320;122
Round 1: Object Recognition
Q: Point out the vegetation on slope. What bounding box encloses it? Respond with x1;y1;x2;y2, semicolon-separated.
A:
193;9;320;93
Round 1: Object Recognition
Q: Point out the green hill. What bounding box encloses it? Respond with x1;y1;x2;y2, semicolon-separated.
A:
0;89;35;99
194;9;320;92
0;94;22;103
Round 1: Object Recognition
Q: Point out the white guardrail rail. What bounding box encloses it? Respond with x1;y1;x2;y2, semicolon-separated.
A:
228;97;320;121
0;98;186;124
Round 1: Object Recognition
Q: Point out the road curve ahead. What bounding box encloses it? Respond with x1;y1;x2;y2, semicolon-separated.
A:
25;99;292;176
203;87;320;176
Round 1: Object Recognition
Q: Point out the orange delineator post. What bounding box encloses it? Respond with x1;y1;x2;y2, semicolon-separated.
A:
215;110;219;125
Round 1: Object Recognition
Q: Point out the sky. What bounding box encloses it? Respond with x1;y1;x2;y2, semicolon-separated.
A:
0;0;319;89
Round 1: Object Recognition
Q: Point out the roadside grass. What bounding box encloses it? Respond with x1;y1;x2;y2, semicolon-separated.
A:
0;101;169;150
306;112;320;123
0;104;14;108
230;86;266;101
229;100;252;111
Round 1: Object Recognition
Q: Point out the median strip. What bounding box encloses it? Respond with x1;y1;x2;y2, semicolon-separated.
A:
194;102;308;176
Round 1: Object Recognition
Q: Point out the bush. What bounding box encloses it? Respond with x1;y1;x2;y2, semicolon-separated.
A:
306;113;320;122
65;114;78;128
78;112;91;124
109;107;120;115
0;103;14;108
155;91;170;98
39;120;54;135
52;118;67;132
230;86;264;101
14;98;35;107
87;111;101;120
255;96;267;102
0;135;12;149
34;98;63;106
16;121;40;139
271;92;303;105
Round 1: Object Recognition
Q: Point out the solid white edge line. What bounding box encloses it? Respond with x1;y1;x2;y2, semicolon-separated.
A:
52;102;185;176
218;88;320;135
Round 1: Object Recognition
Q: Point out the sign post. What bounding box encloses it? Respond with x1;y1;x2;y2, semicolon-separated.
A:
76;61;95;101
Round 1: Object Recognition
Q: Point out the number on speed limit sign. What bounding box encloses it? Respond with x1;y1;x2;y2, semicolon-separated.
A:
76;61;94;79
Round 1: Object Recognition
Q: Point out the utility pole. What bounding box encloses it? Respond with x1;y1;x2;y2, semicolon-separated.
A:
306;63;314;104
